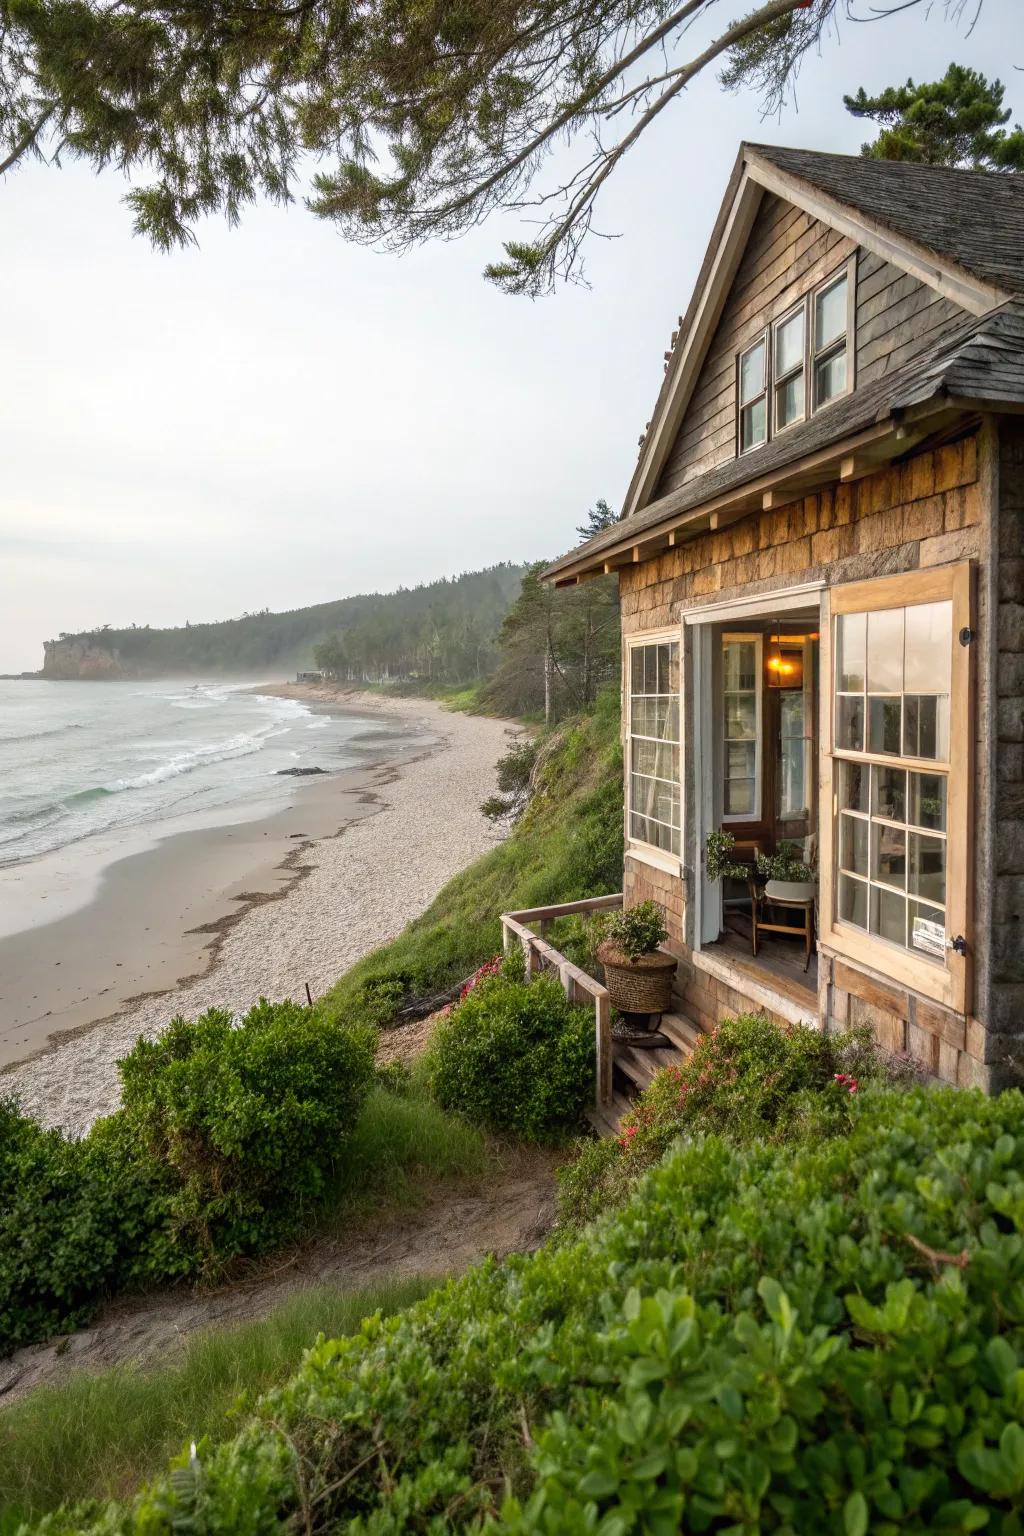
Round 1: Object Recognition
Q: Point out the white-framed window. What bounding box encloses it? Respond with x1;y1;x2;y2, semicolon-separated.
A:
820;564;973;1012
736;260;854;456
773;303;807;432
627;636;680;857
738;332;768;452
721;634;762;822
813;271;850;408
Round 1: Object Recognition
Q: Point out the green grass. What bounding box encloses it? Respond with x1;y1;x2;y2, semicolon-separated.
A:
317;688;624;1027
327;1073;489;1223
0;1274;436;1526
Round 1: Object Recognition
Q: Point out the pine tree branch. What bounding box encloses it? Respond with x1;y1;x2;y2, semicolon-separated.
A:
0;106;54;177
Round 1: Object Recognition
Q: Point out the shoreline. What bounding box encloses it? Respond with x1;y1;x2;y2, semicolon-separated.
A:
1;688;514;1134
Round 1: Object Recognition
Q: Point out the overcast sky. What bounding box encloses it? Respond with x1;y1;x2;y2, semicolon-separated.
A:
1;1;1019;671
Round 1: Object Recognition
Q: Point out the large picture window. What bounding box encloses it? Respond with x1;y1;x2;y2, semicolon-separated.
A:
628;638;680;857
820;565;972;1011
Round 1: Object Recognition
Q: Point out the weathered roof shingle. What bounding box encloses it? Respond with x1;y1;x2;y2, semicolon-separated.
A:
749;144;1024;298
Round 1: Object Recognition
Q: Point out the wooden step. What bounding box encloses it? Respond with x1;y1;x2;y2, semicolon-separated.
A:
658;1012;707;1056
586;1089;633;1138
612;1040;682;1092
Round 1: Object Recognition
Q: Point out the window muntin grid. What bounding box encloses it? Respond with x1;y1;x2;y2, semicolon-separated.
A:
722;636;760;821
833;601;952;961
629;640;680;856
735;264;852;456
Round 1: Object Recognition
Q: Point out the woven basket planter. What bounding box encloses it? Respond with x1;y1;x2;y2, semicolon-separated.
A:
596;942;677;1017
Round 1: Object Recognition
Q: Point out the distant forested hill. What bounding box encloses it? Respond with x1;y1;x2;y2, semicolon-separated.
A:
42;565;527;681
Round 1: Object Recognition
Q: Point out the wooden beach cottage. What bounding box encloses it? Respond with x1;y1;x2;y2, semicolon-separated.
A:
504;144;1024;1126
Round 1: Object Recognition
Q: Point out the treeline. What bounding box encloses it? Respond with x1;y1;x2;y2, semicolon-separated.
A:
481;563;619;721
45;566;526;678
310;567;524;684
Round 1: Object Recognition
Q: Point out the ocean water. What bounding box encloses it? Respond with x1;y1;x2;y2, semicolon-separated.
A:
0;679;416;871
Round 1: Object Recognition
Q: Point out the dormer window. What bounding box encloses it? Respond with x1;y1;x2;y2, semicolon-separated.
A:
813;273;850;406
774;305;806;430
737;262;853;456
738;335;768;450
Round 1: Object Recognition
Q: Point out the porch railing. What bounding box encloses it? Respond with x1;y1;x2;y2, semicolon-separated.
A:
500;893;623;1109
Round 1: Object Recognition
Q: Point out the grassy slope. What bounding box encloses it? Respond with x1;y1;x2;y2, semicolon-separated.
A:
0;1276;435;1527
318;687;624;1023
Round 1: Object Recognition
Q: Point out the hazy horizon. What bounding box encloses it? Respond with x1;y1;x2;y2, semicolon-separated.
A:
2;0;1019;672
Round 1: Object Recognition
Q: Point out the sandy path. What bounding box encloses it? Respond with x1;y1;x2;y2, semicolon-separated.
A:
2;691;516;1138
0;1144;560;1403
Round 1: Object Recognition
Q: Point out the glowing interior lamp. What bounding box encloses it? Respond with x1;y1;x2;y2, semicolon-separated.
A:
767;622;802;686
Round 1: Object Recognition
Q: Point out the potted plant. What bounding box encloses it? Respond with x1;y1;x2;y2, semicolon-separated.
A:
705;828;751;884
596;900;677;1018
754;840;816;902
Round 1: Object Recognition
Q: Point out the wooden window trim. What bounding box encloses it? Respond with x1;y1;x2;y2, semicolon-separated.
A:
737;330;769;456
810;258;857;412
626;630;682;863
818;562;974;1012
735;257;857;459
771;299;808;437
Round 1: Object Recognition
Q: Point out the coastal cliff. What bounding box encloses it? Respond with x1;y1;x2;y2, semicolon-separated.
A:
42;637;133;680
38;565;526;681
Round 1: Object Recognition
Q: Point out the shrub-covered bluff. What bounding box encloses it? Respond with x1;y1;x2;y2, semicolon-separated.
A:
20;1082;1024;1534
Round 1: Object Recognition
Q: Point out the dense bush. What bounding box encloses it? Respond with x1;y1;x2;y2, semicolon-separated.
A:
0;1002;375;1354
558;1014;916;1230
29;1084;1024;1534
0;1105;139;1351
116;1001;375;1272
425;953;595;1139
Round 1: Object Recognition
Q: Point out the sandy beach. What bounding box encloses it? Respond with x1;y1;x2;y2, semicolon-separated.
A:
1;687;514;1136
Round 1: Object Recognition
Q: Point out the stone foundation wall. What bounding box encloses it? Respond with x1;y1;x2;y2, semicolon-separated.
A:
821;954;988;1089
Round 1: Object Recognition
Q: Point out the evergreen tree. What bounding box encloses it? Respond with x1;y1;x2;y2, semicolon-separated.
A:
845;64;1024;171
485;561;620;723
0;1;968;292
576;498;620;543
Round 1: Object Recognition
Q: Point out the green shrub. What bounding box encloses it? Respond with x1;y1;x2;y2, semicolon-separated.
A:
0;1104;126;1352
116;1000;376;1274
0;1002;376;1355
558;1013;915;1231
425;955;594;1139
28;1085;1024;1534
604;899;668;960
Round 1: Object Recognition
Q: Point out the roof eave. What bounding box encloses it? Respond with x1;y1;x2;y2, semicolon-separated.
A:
543;397;978;587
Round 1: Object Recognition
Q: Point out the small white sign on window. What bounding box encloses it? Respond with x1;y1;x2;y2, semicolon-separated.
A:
912;917;946;958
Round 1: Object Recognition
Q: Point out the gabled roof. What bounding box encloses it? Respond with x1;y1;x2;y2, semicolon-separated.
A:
618;143;1019;523
544;300;1024;585
750;145;1024;299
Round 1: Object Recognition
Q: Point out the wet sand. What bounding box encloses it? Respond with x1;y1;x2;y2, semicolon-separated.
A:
0;762;384;1069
